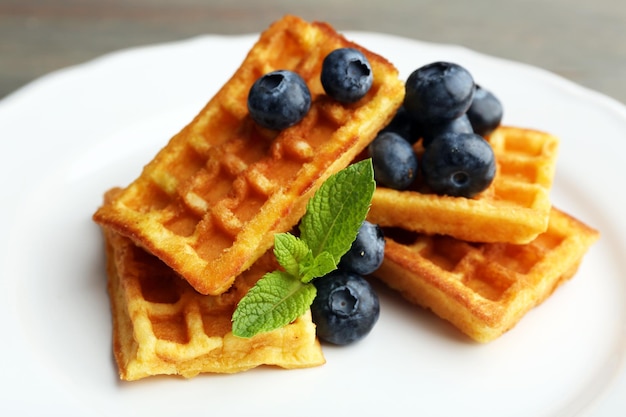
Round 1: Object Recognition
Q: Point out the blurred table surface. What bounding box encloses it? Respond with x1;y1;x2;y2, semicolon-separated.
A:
1;0;625;105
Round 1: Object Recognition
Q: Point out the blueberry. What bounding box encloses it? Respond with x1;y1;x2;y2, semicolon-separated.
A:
404;62;475;125
380;106;421;144
247;70;311;130
466;85;503;136
339;221;385;275
311;270;380;345
368;131;418;190
421;113;474;148
321;48;373;103
421;132;496;198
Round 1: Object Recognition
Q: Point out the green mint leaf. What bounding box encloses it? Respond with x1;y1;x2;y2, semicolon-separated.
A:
231;159;376;338
300;251;336;283
231;271;317;338
273;233;311;277
300;159;375;261
274;233;337;283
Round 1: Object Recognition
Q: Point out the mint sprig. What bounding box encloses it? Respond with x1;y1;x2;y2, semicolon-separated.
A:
231;159;375;338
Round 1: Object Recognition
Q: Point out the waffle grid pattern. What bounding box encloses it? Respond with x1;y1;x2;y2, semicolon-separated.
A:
94;15;404;295
367;126;560;244
375;208;599;342
104;222;325;381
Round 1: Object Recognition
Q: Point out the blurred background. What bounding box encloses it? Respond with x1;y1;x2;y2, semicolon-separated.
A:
1;0;624;104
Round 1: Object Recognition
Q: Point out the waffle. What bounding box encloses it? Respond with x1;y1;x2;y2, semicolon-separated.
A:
374;207;599;343
102;191;325;381
367;126;560;244
92;15;404;295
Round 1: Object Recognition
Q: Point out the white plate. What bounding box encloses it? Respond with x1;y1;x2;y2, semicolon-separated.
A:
1;31;625;417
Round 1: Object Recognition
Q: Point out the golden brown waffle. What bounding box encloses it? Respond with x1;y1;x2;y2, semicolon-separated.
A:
102;191;325;381
374;207;599;343
93;15;404;295
367;126;560;244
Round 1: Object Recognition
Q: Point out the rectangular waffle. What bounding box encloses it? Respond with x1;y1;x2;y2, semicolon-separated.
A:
367;126;560;244
103;190;325;380
93;15;404;295
374;207;599;343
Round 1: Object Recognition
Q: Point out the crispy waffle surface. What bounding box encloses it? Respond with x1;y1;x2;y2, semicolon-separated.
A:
374;207;599;343
93;15;404;295
102;191;325;381
367;126;560;244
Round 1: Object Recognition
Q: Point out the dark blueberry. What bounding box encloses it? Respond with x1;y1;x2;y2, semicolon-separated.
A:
421;113;474;148
368;131;418;190
381;106;421;144
339;221;385;275
404;62;475;125
467;85;503;136
311;270;380;345
247;70;311;130
321;48;373;103
421;132;496;198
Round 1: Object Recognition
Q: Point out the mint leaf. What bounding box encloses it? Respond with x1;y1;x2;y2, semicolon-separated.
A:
300;251;337;283
300;159;375;260
273;233;311;277
231;271;317;338
231;159;376;338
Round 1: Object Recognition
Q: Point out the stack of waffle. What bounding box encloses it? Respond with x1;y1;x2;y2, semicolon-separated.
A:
368;126;599;342
93;15;405;380
93;15;598;380
103;189;325;380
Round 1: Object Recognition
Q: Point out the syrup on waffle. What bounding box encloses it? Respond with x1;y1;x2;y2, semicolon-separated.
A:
374;207;599;343
102;191;325;380
367;126;560;244
93;15;404;295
